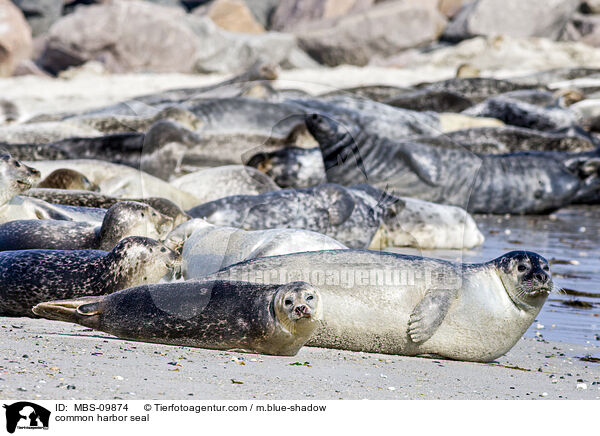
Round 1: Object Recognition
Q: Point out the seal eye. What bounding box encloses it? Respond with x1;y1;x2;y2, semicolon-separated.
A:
542;264;549;271
13;161;20;167
306;295;314;301
160;247;166;252
284;299;293;306
517;265;527;272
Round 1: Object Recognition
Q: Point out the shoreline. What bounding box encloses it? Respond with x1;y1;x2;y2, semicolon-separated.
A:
1;317;598;400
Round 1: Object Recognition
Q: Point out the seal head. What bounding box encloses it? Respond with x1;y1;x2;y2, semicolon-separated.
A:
493;251;552;311
98;201;174;250
0;154;40;205
273;281;323;336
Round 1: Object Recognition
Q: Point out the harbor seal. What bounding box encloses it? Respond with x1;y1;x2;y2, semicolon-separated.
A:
246;147;326;188
204;250;552;361
0;154;41;206
188;183;484;249
33;280;322;356
308;113;600;214
170;166;280;204
0;201;173;251
0;236;179;317
23;159;200;208
187;183;395;249
22;189;190;226
169;219;346;278
37;169;99;191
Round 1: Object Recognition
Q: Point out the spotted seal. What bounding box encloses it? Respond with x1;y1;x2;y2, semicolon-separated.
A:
0;201;173;251
0;236;178;317
203;250;552;361
33;280;321;356
188;183;484;249
307;113;600;214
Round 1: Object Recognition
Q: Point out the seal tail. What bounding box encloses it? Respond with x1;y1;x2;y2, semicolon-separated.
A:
32;297;103;329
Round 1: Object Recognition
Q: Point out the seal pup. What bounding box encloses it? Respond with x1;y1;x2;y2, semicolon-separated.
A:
37;169;99;191
34;280;322;356
203;250;552;362
308;113;600;214
22;189;190;226
168;219;347;278
0;237;179;317
0;201;173;251
170;166;280;204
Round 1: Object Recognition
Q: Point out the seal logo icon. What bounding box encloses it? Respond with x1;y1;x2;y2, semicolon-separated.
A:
3;402;50;433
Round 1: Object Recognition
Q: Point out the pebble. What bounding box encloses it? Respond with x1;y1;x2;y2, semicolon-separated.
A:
388;387;396;391
114;376;124;381
576;383;588;390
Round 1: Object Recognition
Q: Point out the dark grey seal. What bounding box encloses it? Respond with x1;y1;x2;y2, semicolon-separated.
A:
413;125;597;154
307;113;600;214
0;201;173;251
462;96;578;131
33;280;322;356
0;236;178;317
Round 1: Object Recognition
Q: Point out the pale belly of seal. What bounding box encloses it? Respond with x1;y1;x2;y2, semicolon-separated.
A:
206;250;542;361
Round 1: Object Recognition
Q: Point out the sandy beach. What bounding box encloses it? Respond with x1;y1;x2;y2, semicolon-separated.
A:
1;317;598;400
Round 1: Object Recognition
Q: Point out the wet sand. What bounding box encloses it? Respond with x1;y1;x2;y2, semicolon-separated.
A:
0;318;599;400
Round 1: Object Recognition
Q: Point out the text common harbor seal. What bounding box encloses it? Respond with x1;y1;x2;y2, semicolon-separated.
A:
0;236;179;317
34;280;322;356
204;250;552;362
0;201;173;251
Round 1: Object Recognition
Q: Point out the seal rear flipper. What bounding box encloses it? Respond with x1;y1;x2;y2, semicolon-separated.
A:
408;288;457;344
32;297;103;329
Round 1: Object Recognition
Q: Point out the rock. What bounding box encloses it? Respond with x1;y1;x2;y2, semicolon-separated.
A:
297;0;447;66
443;0;580;42
185;16;307;73
271;0;374;31
377;35;600;73
12;0;64;37
0;0;32;77
199;0;265;33
37;0;304;74
38;1;200;74
244;0;279;28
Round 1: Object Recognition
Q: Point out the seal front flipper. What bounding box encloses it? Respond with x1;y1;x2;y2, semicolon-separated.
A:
408;288;457;344
315;184;355;225
395;144;442;186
